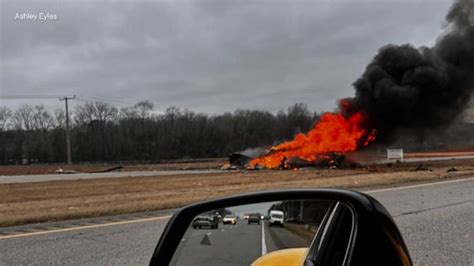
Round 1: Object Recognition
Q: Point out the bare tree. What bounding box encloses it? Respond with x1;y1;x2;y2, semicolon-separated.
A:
13;105;35;131
33;105;54;131
120;106;138;120
54;108;66;128
74;102;118;125
0;102;324;163
134;101;154;120
12;105;35;163
95;102;118;124
0;106;12;131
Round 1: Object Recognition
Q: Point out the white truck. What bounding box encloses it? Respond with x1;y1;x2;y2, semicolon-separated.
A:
268;210;284;227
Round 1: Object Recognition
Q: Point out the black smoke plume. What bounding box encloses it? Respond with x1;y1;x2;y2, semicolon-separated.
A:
348;0;474;142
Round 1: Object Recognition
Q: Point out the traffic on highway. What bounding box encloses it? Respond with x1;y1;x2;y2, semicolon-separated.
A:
152;189;414;265
169;200;327;265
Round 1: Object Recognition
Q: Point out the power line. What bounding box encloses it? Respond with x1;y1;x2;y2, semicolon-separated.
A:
76;95;133;105
75;95;134;106
0;95;64;99
1;94;138;106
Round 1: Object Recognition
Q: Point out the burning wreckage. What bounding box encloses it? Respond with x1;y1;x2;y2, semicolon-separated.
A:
224;100;372;170
226;0;474;170
225;151;357;170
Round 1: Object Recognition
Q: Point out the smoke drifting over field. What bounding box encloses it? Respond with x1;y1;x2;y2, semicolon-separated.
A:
349;0;474;142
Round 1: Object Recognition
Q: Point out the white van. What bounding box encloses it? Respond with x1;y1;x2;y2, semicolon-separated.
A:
268;210;284;227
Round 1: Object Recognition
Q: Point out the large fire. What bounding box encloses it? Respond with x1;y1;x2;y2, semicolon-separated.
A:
250;100;376;169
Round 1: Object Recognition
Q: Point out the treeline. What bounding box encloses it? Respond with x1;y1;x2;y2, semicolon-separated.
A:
0;102;319;164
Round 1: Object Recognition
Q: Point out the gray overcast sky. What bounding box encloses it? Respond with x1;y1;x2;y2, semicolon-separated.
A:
0;0;454;114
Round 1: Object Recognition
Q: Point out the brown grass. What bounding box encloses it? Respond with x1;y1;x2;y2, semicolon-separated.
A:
1;159;474;227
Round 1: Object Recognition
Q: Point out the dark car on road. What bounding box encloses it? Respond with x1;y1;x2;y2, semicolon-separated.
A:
192;214;219;229
247;213;260;225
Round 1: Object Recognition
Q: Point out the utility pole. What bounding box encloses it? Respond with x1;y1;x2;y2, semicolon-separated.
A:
60;95;76;164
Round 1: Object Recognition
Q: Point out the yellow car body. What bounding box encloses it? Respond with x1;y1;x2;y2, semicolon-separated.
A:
251;248;309;266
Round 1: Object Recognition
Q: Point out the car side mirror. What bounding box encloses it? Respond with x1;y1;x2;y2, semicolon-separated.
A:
150;189;412;266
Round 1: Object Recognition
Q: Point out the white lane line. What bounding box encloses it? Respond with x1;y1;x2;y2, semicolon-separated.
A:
365;176;474;194
261;222;267;256
0;215;172;240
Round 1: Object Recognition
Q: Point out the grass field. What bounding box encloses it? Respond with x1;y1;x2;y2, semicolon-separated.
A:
1;158;474;227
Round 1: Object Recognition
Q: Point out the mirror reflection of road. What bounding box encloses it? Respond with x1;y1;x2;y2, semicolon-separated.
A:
173;220;310;265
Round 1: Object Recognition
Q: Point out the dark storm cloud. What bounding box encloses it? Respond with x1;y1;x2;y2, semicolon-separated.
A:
1;0;453;113
348;0;474;142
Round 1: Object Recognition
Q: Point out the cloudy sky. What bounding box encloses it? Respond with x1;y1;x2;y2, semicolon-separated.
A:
1;0;455;114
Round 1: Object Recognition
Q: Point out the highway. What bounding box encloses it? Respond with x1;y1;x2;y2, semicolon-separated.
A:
2;154;474;184
0;170;222;184
172;221;309;265
1;177;473;265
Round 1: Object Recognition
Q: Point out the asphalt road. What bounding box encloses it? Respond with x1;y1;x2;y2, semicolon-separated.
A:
3;155;474;184
375;154;474;164
1;177;473;265
172;221;309;265
0;170;222;184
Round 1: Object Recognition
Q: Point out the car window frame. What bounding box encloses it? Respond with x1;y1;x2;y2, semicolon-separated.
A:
305;201;357;266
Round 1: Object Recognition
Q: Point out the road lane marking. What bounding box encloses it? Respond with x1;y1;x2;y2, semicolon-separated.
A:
0;215;172;240
365;176;474;194
261;222;267;256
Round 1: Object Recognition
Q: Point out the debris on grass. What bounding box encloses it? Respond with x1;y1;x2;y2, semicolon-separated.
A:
447;167;458;172
413;164;432;171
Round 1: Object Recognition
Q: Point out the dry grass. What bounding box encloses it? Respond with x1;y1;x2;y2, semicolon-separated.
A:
2;158;474;227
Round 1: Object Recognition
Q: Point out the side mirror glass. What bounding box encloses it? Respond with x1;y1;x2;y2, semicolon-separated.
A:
151;189;412;266
172;199;334;265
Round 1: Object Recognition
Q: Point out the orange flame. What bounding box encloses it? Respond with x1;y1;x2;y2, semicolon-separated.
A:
250;104;376;169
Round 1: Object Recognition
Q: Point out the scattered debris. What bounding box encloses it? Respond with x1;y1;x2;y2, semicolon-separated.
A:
228;150;362;170
285;157;314;169
247;165;264;170
90;165;124;173
56;168;78;174
413;164;432;171
228;153;253;168
221;164;239;170
341;158;360;169
447;167;458;172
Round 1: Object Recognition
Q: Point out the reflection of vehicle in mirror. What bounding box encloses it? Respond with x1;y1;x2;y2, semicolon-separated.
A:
222;214;237;225
192;214;219;229
151;189;412;266
268;210;284;227
247;213;260;225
